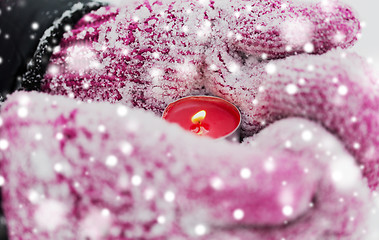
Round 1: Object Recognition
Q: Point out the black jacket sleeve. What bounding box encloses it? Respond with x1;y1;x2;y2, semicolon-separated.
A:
0;0;104;98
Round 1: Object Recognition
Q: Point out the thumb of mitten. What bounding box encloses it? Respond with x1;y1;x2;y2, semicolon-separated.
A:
213;0;360;59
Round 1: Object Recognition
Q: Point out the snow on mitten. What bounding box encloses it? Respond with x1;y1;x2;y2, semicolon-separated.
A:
42;1;208;114
212;0;360;58
40;0;359;114
205;49;379;190
0;91;378;239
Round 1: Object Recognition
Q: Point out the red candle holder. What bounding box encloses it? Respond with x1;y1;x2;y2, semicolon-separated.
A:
162;96;241;141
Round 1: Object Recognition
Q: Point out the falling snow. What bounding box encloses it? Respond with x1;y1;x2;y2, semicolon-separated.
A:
0;0;378;239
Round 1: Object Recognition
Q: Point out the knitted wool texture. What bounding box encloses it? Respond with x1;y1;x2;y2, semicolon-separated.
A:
0;92;377;239
2;0;379;239
41;0;379;189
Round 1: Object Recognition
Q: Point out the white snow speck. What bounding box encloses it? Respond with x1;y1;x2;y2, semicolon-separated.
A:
194;224;207;236
18;107;28;118
120;141;133;155
0;176;5;186
47;65;59;76
84;15;92;22
105;155;118;167
285;84;298;95
31;22;39;30
233;209;244;220
157;215;166;224
54;163;63;173
101;208;111;217
301;130;313;141
263;158;275;172
240;168;252;179
307;65;315;71
98;124;106;133
164;191;175;202
209;64;218;71
303;42;314;53
0;139;9;150
56;132;64;140
210;177;224;190
131;175;142;186
122;48;129;55
334;31;346;43
298;78;306;85
330;157;361;191
144;188;155;200
152;52;160;58
64;25;72;32
228;63;240;73
53;46;61;54
28;190;40;203
282;205;293;216
265;63;277;75
337;85;348;96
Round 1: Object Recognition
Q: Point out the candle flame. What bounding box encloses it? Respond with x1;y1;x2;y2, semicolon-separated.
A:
191;110;206;124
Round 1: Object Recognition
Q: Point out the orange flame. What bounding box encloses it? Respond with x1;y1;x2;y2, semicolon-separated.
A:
191;110;206;124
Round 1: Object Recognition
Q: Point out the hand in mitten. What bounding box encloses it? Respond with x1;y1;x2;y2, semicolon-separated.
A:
39;0;379;189
38;0;359;113
10;0;379;239
0;92;377;239
207;50;379;190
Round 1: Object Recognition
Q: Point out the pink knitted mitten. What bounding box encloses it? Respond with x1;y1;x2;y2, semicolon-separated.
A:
0;92;377;239
41;0;359;114
2;0;379;239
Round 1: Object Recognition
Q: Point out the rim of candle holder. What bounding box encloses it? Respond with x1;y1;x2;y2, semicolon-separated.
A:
162;95;242;141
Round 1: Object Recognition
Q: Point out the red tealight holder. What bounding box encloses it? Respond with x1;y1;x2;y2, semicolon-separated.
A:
162;96;241;140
